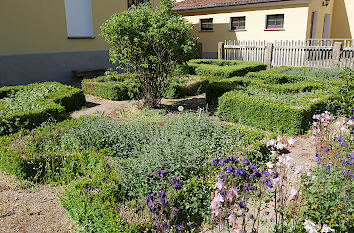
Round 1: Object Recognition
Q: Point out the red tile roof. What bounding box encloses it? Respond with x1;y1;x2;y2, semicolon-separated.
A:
174;0;289;11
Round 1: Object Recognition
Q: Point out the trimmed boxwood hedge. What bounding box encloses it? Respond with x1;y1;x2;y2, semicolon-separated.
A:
82;73;210;100
82;73;139;100
217;88;337;135
0;82;85;136
188;59;266;78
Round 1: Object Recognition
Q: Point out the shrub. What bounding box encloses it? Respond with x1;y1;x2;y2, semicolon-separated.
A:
269;66;348;80
188;59;266;78
83;74;210;100
101;0;196;107
82;73;139;100
0;118;107;183
61;113;268;199
61;175;145;233
217;88;337;134
0;82;85;135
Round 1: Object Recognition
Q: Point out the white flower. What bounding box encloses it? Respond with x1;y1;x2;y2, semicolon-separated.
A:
284;155;295;168
267;139;276;146
273;177;280;184
266;161;274;169
271;151;278;157
294;166;302;175
275;142;286;150
346;120;353;126
321;224;335;232
289;188;298;200
312;175;317;181
287;137;296;146
178;106;184;112
303;220;318;233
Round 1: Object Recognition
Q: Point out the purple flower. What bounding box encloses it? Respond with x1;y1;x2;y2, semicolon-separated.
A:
341;141;348;146
263;168;270;177
347;159;353;166
211;158;219;166
220;189;227;197
155;169;168;178
265;179;273;188
175;224;183;231
238;200;246;208
324;147;330;152
265;211;270;216
326;164;331;170
171;177;182;191
250;164;258;170
315;154;321;162
272;171;279;179
162;222;168;230
250;214;254;219
244;183;253;191
229;156;238;164
226;165;235;174
219;172;226;181
340;158;347;164
148;173;154;179
342;169;349;175
337;136;342;142
242;158;250;166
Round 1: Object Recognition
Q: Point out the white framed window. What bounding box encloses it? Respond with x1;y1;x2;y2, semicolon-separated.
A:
64;0;94;38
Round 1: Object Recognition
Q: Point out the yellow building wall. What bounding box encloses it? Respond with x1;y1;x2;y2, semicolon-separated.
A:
181;4;309;53
306;0;335;39
331;0;354;38
0;0;160;55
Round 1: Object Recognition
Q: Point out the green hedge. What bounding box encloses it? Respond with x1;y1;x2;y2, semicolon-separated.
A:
188;59;267;78
217;88;337;135
82;74;210;100
0;82;85;136
82;73;139;100
205;75;336;106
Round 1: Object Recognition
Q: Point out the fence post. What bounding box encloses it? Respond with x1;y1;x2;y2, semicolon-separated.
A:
331;42;342;67
265;42;274;69
218;42;225;60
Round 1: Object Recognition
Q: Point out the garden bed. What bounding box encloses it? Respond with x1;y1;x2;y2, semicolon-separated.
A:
0;112;269;232
188;59;267;78
82;73;210;101
0;82;85;135
217;87;336;134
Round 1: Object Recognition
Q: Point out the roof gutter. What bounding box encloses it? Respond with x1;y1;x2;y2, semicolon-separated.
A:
173;0;293;11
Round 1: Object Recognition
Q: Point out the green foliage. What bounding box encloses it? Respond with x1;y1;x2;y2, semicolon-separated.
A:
300;165;354;232
61;175;145;233
100;0;196;107
335;67;354;115
0;82;85;135
270;66;347;80
62;113;264;199
82;73;139;100
82;74;208;100
188;59;267;78
0;118;107;183
217;88;336;134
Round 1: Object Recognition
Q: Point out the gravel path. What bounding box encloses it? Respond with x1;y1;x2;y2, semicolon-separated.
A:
0;173;76;233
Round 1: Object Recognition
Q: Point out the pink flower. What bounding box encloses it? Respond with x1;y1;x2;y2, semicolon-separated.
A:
303;220;318;233
313;114;321;120
215;179;224;190
211;200;220;210
211;209;222;219
214;191;224;203
227;187;238;203
228;213;237;227
267;139;276;146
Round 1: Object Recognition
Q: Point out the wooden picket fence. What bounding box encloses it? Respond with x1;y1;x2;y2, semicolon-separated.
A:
219;39;354;68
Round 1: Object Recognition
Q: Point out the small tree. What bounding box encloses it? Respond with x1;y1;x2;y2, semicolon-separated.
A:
101;0;196;107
